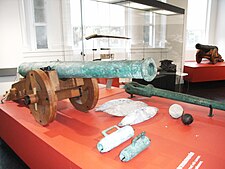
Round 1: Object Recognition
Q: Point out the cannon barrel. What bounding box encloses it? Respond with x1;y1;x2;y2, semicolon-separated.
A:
125;82;225;111
18;58;157;81
195;43;218;51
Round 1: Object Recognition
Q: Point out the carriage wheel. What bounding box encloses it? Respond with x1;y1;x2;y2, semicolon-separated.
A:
69;78;99;112
25;70;57;126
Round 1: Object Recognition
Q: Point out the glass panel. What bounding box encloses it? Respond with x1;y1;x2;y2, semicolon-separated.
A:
71;0;126;49
34;0;45;8
35;26;48;49
70;0;184;90
143;12;154;46
70;0;82;47
114;2;184;90
34;8;46;23
186;0;208;48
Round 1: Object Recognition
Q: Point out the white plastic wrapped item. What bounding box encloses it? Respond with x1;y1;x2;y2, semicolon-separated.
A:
95;98;133;112
97;125;134;153
104;101;148;116
169;103;184;118
118;106;158;126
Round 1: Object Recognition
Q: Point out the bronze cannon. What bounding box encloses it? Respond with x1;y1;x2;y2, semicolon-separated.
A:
4;58;157;126
125;82;225;116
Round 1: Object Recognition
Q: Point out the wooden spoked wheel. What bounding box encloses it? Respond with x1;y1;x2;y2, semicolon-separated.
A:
69;78;99;112
25;70;57;126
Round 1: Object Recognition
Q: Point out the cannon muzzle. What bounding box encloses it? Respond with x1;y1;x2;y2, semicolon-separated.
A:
195;43;218;53
19;58;157;82
125;82;225;112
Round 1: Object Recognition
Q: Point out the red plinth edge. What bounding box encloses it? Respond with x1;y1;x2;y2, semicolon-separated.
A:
97;78;120;87
183;60;225;82
1;87;225;169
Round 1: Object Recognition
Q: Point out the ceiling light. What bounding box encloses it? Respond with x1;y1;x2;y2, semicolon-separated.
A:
153;9;177;15
91;0;185;15
118;2;155;10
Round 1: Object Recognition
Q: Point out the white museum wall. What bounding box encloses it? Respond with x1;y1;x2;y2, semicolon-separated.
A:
207;0;217;44
184;0;225;61
0;0;22;95
21;0;78;62
0;0;77;95
0;0;23;69
214;0;225;57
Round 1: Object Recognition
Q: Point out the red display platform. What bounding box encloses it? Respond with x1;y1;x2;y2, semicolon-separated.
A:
1;87;225;169
183;60;225;82
97;78;120;87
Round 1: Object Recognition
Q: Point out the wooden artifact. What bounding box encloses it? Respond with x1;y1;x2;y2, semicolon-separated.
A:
85;34;130;40
195;43;223;64
4;68;99;126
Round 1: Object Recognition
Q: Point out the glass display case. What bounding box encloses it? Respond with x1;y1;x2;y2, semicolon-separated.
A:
70;0;185;90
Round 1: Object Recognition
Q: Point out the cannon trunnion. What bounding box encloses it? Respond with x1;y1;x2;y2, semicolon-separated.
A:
5;69;99;126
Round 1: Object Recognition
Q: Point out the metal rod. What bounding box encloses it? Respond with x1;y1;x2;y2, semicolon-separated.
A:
125;82;225;112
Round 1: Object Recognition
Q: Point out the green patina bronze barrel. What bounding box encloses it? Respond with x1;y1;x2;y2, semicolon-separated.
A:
18;58;157;82
125;82;225;112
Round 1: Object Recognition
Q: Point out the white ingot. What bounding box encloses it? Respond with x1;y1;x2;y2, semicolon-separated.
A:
104;101;148;116
118;106;158;126
169;103;184;118
95;98;133;112
97;125;134;153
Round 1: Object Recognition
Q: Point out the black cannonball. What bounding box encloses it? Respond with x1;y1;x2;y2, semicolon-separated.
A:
181;113;194;125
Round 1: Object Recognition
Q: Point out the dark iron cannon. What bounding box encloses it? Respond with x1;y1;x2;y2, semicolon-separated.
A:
195;43;223;64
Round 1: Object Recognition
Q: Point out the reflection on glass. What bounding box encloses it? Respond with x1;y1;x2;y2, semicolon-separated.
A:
35;26;48;49
34;0;44;7
33;0;45;23
70;0;184;72
186;0;208;48
34;8;46;23
71;0;125;49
